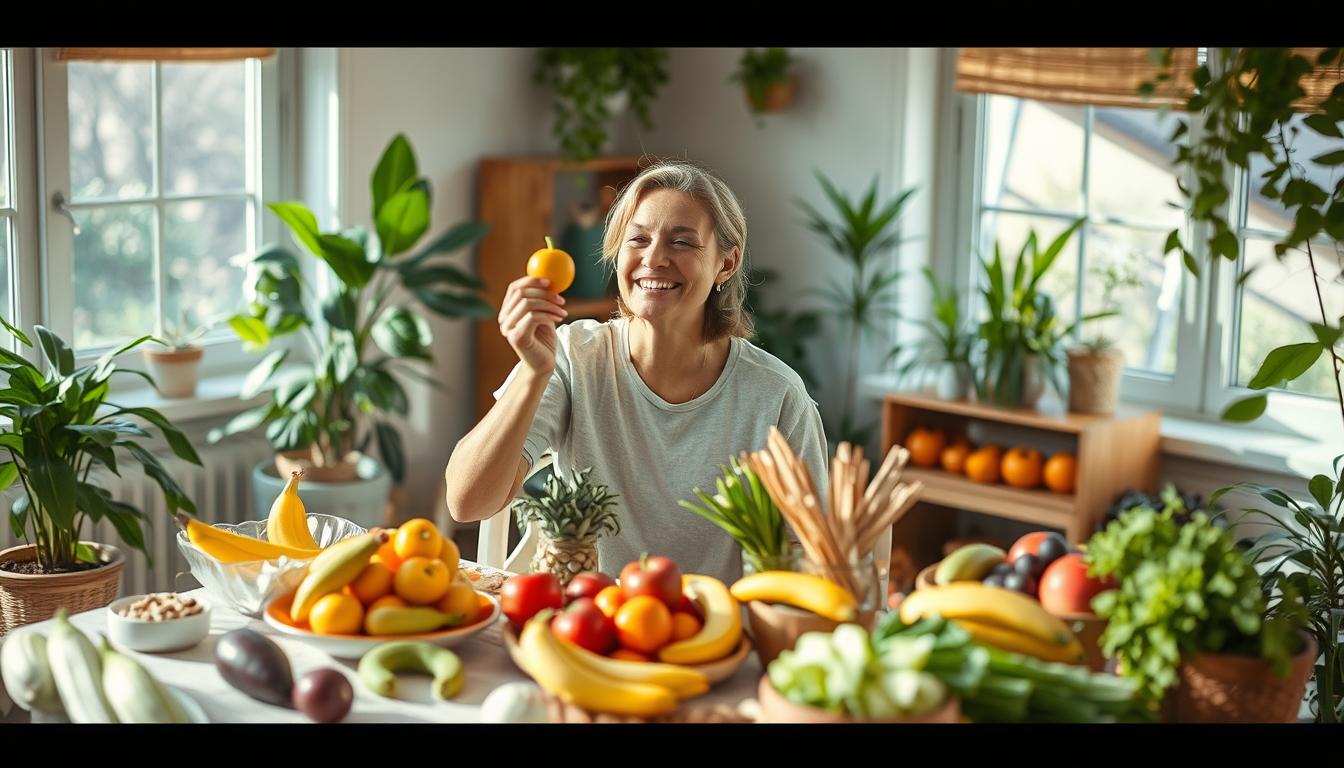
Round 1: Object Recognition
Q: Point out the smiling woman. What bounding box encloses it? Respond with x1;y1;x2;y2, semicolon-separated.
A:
445;160;830;585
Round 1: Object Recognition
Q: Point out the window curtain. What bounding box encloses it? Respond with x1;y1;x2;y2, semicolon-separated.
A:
57;48;275;62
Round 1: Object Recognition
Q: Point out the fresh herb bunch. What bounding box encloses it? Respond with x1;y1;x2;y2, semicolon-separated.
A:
678;456;792;573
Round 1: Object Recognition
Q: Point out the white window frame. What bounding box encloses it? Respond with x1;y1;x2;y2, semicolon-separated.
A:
4;49;40;350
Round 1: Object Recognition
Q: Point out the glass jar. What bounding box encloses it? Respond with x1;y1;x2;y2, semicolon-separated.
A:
741;541;803;577
798;551;881;621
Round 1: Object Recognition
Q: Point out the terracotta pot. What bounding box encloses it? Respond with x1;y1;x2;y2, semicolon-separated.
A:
0;543;125;635
1067;347;1124;415
756;675;961;723
143;346;204;398
274;449;361;483
1165;631;1317;723
750;78;797;113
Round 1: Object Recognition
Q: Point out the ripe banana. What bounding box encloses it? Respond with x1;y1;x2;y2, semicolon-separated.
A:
517;611;678;718
175;512;322;564
266;470;319;550
0;630;63;715
358;641;464;700
552;633;708;699
898;582;1076;647
657;574;741;666
730;571;857;623
100;639;190;723
46;609;117;723
935;543;1006;585
365;606;467;636
291;529;388;622
952;618;1085;665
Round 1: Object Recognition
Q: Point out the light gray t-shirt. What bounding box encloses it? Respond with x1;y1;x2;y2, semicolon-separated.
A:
493;317;829;585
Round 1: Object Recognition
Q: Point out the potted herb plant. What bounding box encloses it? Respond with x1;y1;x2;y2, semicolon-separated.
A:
142;310;211;399
888;268;976;399
0;319;202;633
533;48;669;164
728;48;798;126
1066;261;1143;414
510;467;620;587
208;133;492;528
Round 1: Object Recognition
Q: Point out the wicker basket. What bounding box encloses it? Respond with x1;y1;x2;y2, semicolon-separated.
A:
1165;631;1317;723
0;543;125;635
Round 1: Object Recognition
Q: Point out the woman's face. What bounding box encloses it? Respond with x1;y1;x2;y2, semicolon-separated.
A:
617;188;736;331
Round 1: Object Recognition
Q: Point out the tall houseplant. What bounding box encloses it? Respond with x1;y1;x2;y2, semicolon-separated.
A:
0;320;201;630
797;172;916;445
534;48;669;164
887;268;976;399
209;134;492;520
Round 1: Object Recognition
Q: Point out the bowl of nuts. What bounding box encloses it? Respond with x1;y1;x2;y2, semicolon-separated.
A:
106;592;212;653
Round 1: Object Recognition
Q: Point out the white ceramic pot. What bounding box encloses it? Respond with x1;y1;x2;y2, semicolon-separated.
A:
143;346;203;399
251;456;392;530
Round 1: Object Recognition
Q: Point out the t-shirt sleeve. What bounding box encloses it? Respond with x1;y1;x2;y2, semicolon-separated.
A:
492;329;573;470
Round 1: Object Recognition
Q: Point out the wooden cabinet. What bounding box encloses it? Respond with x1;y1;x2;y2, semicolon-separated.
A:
473;156;644;422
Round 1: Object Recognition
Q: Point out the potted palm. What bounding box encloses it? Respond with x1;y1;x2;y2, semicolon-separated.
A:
888;268;976;399
534;48;669;163
142;310;211;399
728;48;798;126
208;134;492;528
0;320;202;633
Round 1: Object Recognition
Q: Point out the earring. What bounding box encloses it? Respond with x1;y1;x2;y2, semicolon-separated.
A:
715;282;724;293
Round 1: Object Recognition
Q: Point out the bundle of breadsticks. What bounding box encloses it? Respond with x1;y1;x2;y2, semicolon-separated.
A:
741;426;924;599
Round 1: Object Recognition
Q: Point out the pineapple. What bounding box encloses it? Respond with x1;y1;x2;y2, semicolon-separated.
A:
511;467;620;585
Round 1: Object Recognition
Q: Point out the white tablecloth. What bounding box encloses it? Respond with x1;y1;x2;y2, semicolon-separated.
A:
2;584;764;724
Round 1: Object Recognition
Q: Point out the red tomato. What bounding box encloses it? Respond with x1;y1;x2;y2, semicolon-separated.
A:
620;555;683;609
565;571;617;605
550;597;616;654
500;572;564;631
1038;553;1115;616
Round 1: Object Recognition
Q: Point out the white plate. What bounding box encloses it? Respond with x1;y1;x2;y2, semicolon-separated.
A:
262;591;501;659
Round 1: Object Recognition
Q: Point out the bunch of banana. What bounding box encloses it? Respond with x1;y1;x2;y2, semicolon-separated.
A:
934;543;1006;585
657;574;740;665
899;583;1084;664
175;512;322;564
290;529;388;622
554;632;707;699
266;470;320;549
729;571;857;622
516;610;680;718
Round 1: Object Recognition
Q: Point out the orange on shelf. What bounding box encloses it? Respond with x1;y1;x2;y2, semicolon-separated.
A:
964;444;1003;484
1001;447;1044;489
905;427;946;468
1043;452;1078;494
940;437;973;475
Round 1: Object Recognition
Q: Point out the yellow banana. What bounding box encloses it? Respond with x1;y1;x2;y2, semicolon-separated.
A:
175;513;322;564
266;470;319;550
899;583;1076;647
291;530;388;622
952;618;1085;664
729;571;857;623
518;612;678;718
657;574;741;666
551;633;708;699
365;606;467;636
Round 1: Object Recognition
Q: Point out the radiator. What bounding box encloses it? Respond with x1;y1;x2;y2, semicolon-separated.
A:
0;435;275;596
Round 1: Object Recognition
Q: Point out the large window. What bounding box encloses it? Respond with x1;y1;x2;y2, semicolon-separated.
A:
1;50;13;323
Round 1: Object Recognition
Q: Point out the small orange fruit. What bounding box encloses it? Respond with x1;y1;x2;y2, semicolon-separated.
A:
964;444;1004;484
940;437;973;475
395;556;451;605
309;592;364;635
366;594;407;613
346;558;395;605
377;529;404;573
1001;447;1044;489
394;519;442;561
594;585;625;618
526;236;575;293
905;427;946;468
1043;452;1078;494
437;534;460;575
435;576;480;624
610;648;651;662
614;595;673;654
670;612;702;641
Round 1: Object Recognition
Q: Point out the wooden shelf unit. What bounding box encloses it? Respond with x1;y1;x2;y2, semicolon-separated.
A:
473;156;643;422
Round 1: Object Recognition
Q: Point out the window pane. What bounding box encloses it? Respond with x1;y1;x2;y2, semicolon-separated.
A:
0;219;11;321
163;199;247;330
1237;238;1343;398
162;62;247;195
978;211;1080;327
1083;225;1181;376
68;62;154;200
1248;114;1344;233
983;96;1084;214
73;205;156;349
1;50;10;209
1088;107;1184;230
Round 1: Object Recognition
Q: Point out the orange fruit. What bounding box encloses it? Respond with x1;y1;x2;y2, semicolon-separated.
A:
395;556;451;605
610;648;651;662
309;592;364;635
905;427;946;468
346;558;395;605
437;534;460;575
964;444;1003;484
1001;447;1044;489
671;612;702;641
366;594;407;613
377;529;404;573
1043;452;1078;494
394;519;442;561
614;595;673;654
940;437;973;475
526;236;575;293
594;585;625;618
435;575;480;624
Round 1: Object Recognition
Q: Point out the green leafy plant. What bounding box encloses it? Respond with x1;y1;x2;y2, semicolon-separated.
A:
1082;261;1145;353
1085;502;1305;711
678;456;792;573
158;310;211;351
0;319;202;572
534;48;669;164
208;134;492;484
728;48;795;125
743;266;821;390
887;268;976;389
1209;459;1344;722
797;173;916;444
511;466;620;543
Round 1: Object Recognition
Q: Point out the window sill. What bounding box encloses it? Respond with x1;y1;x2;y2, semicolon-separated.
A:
108;364;304;425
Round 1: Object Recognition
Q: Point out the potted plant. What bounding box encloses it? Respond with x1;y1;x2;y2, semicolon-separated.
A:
533;48;669;163
207;133;492;528
1085;501;1315;722
1066;262;1142;414
728;48;798;126
510;467;620;587
888;268;976;399
0;319;202;633
142;310;211;399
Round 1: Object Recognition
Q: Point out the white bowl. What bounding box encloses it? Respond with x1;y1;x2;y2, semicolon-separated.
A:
262;591;501;659
106;595;212;653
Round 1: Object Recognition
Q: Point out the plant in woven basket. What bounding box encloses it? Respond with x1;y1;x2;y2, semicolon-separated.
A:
678;456;793;574
512;467;620;585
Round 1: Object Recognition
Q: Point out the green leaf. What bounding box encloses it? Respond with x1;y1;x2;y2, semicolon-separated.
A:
0;315;32;346
1309;322;1343;347
119;442;195;516
317;233;377;290
322;293;358;332
34;326;74;375
1221;394;1268;422
0;461;18;493
268;202;324;257
1308;475;1334;511
376;184;430;258
93;335;154;382
75;543;99;564
374;421;405;485
371;134;418;222
415;289;493;319
1311;149;1344;166
1246;342;1324;389
1303;113;1343;138
397;221;491;270
355;369;409;416
66;421;149;446
372;307;433;361
209;403;274;443
1211;230;1239;260
229;314;272;351
1182;250;1201;277
1163;229;1183;254
110;405;204;466
25;454;77;530
399;264;484;290
10;494;28;539
240;349;289;400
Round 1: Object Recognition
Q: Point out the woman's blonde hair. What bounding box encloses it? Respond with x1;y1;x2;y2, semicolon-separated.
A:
600;159;753;342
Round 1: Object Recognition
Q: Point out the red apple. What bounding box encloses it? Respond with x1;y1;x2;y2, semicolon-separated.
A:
1038;553;1116;616
550;597;616;655
619;555;683;609
565;571;617;604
